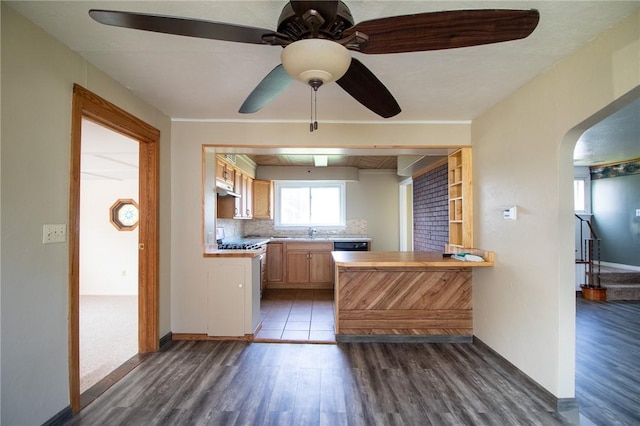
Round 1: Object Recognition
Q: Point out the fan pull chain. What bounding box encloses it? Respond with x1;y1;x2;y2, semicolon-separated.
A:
308;79;322;132
309;86;319;132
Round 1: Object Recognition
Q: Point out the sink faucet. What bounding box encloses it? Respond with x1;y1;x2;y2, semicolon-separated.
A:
308;227;317;238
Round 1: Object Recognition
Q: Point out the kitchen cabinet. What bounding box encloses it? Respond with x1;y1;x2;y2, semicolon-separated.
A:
207;257;261;337
283;241;334;289
215;157;235;186
266;242;284;283
253;179;273;219
233;172;253;219
448;148;473;248
217;162;254;219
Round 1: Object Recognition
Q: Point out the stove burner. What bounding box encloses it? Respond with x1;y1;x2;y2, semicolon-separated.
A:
218;242;262;250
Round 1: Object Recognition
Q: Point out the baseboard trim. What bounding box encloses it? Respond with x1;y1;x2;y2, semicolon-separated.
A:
473;337;578;414
42;405;72;426
336;334;472;343
159;331;173;351
172;332;253;341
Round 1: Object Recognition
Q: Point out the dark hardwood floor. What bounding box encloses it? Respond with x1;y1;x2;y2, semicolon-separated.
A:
60;295;640;425
65;340;569;425
576;296;640;425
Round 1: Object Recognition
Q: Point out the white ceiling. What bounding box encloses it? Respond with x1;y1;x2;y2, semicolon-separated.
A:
10;1;639;165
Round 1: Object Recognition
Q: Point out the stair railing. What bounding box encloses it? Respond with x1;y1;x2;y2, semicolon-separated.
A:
575;214;601;288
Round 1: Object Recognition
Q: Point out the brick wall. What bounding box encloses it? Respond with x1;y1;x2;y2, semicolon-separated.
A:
413;163;449;251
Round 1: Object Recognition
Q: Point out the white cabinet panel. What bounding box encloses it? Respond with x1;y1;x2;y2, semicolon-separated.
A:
207;263;245;336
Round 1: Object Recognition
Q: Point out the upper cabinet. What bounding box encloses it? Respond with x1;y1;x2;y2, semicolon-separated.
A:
215;157;235;186
216;155;254;219
448;148;473;248
253;179;273;220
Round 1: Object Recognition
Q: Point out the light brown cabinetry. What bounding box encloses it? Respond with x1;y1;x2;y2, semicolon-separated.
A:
233;172;253;218
215;157;235;186
266;241;334;290
216;156;254;219
448;148;473;248
266;242;284;283
253;179;273;219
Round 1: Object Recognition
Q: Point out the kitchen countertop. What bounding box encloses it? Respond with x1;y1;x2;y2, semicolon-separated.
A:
332;251;495;267
204;235;372;257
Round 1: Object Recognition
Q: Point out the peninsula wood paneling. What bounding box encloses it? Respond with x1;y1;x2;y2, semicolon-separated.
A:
336;268;472;336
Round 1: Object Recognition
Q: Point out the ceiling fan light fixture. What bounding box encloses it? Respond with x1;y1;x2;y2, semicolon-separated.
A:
281;39;351;86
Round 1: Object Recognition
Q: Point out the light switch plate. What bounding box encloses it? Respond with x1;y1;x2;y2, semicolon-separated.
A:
43;224;67;244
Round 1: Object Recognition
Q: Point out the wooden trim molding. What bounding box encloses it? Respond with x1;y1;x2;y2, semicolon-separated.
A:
69;84;160;413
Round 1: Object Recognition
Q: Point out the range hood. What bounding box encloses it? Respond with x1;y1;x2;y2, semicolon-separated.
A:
216;181;240;198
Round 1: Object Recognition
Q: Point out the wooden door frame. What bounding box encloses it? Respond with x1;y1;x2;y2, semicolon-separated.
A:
68;84;160;413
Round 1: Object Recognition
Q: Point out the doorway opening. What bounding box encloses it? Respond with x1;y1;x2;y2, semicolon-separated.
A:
79;119;140;392
69;85;160;413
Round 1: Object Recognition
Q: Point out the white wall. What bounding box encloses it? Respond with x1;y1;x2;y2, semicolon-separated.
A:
80;180;139;296
472;9;639;399
0;4;172;424
347;170;400;251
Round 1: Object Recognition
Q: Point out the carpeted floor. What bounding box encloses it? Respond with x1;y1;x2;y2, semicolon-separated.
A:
79;295;138;393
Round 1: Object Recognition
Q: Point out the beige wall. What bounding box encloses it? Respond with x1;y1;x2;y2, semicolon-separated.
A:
170;121;469;333
2;1;639;423
0;4;172;424
472;9;639;398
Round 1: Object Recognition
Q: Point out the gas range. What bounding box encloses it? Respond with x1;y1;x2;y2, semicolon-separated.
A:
216;238;268;250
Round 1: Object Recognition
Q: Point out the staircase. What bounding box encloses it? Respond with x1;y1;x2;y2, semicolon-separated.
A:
575;214;640;301
600;267;640;301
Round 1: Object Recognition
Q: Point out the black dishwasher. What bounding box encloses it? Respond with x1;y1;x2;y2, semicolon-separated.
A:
333;241;370;251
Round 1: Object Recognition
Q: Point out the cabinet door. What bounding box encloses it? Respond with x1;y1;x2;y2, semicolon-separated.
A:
266;243;284;282
286;251;310;283
244;175;253;218
207;264;245;337
253;180;273;219
216;158;235;185
234;172;243;218
309;251;333;283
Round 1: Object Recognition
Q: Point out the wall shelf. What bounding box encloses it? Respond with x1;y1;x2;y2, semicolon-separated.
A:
448;148;473;248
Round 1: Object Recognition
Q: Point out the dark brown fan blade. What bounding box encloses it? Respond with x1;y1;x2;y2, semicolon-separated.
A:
336;59;400;118
289;1;338;23
239;65;293;114
89;9;276;44
344;9;540;54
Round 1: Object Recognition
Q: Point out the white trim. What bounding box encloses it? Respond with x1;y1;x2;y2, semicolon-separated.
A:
171;118;471;125
399;177;414;252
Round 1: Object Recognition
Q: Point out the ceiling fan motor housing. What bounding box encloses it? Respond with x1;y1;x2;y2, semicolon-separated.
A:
277;1;355;41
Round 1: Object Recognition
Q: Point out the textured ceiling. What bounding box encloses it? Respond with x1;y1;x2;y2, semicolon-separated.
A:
10;1;639;166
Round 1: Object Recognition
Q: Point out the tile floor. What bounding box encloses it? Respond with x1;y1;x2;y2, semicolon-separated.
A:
254;289;336;342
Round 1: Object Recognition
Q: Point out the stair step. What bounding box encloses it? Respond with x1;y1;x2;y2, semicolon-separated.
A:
603;283;640;301
600;271;640;284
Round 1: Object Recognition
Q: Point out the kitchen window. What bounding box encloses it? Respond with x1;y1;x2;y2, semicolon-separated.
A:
274;181;346;228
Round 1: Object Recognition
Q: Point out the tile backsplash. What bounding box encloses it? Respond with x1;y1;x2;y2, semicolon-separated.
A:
217;218;368;239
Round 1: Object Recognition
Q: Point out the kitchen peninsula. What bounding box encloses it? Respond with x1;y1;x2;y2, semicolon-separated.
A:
332;247;494;342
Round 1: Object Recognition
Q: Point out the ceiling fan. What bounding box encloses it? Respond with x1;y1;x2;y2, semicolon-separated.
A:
89;1;539;124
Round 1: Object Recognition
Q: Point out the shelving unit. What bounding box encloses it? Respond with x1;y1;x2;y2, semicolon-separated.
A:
448;148;473;248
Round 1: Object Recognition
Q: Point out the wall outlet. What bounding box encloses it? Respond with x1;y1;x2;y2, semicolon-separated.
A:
636;209;640;217
43;224;67;244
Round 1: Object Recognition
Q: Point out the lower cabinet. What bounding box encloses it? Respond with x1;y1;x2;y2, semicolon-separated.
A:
267;241;334;289
207;257;260;337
